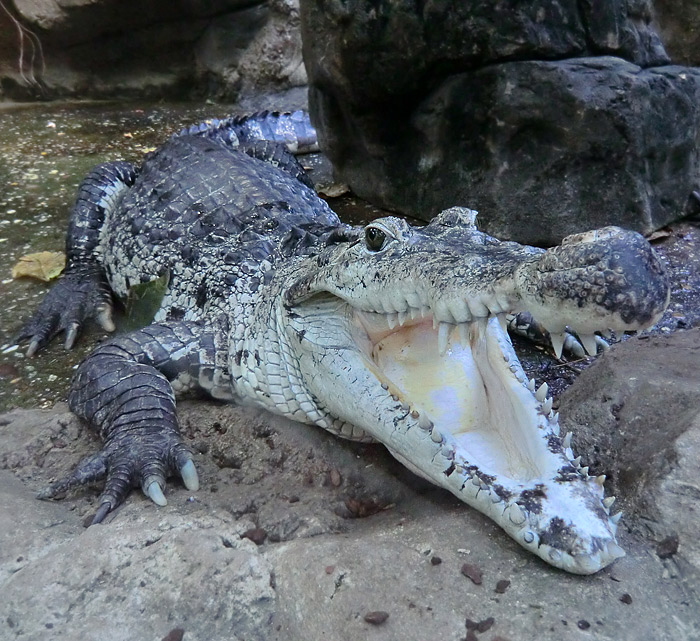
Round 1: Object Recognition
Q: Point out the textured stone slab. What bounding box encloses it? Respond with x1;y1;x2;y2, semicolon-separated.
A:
309;56;700;244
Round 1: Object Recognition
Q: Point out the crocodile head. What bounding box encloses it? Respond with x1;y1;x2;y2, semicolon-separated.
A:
269;207;669;574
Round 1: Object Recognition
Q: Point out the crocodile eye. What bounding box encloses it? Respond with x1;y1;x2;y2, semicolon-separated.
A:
365;226;387;252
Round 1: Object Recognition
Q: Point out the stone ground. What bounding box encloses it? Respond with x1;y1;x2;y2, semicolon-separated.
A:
1;229;700;640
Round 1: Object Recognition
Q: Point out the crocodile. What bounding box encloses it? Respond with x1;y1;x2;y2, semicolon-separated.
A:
16;111;670;575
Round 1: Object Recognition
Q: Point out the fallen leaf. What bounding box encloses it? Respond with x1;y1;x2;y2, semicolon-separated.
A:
123;271;169;330
317;182;350;198
12;251;66;281
645;227;672;243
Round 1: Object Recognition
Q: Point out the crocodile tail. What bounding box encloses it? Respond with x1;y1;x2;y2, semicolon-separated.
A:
176;110;319;154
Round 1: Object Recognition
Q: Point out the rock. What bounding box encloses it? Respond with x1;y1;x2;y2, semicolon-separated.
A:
655;0;700;66
0;0;305;101
301;1;700;244
2;332;700;640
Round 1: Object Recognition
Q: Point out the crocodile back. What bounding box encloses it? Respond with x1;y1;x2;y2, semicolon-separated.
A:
98;135;340;312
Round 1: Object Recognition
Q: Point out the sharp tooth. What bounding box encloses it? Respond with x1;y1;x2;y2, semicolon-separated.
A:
550;333;566;359
438;322;451;355
542;397;553;414
562;432;572;449
410;307;419;320
595;474;607;487
571;456;582;467
430;428;443;443
580;333;599;356
527;378;536;392
420;306;430;318
580;466;589;477
398;310;407;326
386;313;398;329
603;496;616;510
610;511;623;525
497;312;508;333
535;382;548;402
607;542;626;560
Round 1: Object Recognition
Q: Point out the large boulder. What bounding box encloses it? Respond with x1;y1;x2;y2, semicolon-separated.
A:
0;0;306;101
301;1;700;244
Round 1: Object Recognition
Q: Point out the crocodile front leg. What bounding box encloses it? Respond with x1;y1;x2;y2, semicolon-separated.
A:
38;321;226;524
16;161;137;354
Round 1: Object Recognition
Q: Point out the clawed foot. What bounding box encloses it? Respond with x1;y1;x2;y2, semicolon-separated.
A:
507;312;610;360
14;266;115;356
37;428;199;524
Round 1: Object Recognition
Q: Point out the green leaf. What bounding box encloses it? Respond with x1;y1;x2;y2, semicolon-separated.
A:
122;271;169;331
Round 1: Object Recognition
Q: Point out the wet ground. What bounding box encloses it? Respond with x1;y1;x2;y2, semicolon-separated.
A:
0;100;698;412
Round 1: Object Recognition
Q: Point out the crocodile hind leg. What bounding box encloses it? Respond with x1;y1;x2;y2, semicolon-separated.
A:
37;320;229;523
15;161;137;355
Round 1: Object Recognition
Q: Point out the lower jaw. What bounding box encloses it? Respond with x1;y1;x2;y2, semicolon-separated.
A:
295;304;622;573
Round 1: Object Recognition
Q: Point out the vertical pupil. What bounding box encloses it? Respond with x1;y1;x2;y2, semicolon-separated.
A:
366;227;385;250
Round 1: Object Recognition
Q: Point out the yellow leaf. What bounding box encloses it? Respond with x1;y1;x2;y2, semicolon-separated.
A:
12;251;66;282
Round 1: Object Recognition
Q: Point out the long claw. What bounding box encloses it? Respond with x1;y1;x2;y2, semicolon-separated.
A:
144;480;167;506
91;502;112;525
179;459;199;491
26;339;40;358
96;306;116;332
64;322;80;350
563;334;586;358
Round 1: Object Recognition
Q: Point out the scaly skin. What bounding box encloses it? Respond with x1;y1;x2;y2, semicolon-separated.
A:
17;112;669;574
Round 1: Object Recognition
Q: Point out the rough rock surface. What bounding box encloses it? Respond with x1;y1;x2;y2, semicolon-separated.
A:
0;0;306;101
1;329;699;640
301;1;700;244
654;0;700;66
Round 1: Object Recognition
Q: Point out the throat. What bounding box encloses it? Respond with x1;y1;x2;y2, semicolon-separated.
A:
370;319;546;484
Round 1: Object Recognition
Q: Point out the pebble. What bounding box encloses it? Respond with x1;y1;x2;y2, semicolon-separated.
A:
495;579;511;593
461;563;483;585
364;611;389;625
620;593;633;604
242;527;267;545
656;534;679;559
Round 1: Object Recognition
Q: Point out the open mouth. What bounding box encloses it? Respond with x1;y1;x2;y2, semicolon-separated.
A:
288;291;623;573
354;308;559;488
